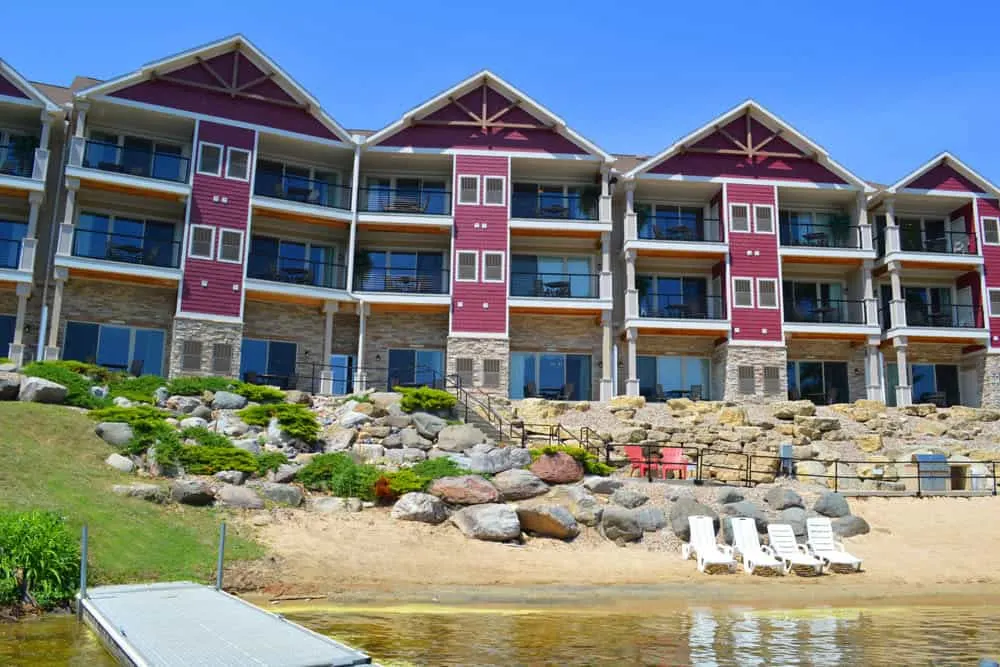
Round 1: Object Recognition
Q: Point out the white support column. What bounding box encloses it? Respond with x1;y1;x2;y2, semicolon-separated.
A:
625;248;638;320
598;163;613;223
354;302;368;391
74;103;88;139
321;301;337;394
624;180;637;242
57;178;79;257
38;110;53;152
856;190;872;251
884;198;899;254
19;191;43;274
865;337;882;401
625;327;639;396
600;231;611;300
894;336;911;407
888;260;905;328
862;259;877;326
600;311;613;401
345;143;361;294
45;267;68;360
7;283;31;367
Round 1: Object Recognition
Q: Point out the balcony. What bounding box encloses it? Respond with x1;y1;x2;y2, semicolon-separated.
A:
1;235;23;270
637;214;724;243
0;142;35;178
639;294;726;320
72;139;190;184
511;190;599;221
902;304;979;329
358;186;451;216
780;219;861;249
71;229;181;269
247;255;347;290
876;228;976;258
510;272;599;299
254;171;351;211
784;299;866;325
353;267;450;295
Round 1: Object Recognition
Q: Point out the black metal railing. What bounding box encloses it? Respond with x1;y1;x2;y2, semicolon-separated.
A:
72;229;181;268
511;191;599;221
82;140;190;183
510;272;599;298
639;294;726;319
253;171;351;210
0;236;23;269
779;219;860;248
899;229;975;254
353;267;450;294
0;143;36;177
247;255;348;289
637;214;724;242
904;303;980;328
359;186;451;216
784;299;866;324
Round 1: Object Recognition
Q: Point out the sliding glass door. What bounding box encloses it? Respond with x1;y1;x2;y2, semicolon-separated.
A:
63;321;166;375
509;352;590;400
636;355;710;399
787;361;849;404
387;349;444;389
240;338;297;387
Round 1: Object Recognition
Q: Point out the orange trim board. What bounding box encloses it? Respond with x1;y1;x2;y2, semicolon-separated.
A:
357;223;450;235
509;306;602;316
69;268;178;287
369;303;449;314
80;177;185;202
244;290;324;307
786;331;866;341
0;186;32;199
252;206;350;228
782;255;863;265
635;328;728;338
510;227;602;239
633;248;727;259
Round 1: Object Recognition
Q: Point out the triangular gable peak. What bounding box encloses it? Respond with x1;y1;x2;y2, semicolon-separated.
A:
0;59;59;111
78;36;352;143
628;102;864;188
368;73;610;159
893;153;997;196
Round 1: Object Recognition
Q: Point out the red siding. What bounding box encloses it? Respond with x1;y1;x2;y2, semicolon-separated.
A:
111;51;337;140
450;154;509;334
0;73;28;99
957;270;984;329
179;121;255;318
904;164;981;192
380;85;587;154
951;202;977;253
980;198;1000;344
727;184;782;343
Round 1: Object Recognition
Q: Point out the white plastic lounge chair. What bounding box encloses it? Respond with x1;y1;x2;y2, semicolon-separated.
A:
730;517;786;576
806;517;863;572
681;515;736;574
766;523;825;576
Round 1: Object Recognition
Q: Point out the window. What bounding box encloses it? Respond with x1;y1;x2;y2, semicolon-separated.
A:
363;176;449;214
484;176;506;206
511;255;594;298
456;358;474;387
788;360;849;404
212;343;233;375
983;217;1000;245
512;182;600;220
197;143;223;176
83;131;187;182
456;250;478;281
509;352;591;400
218;229;244;264
0;130;38;178
635;203;713;241
74;212;178;268
733;278;754;308
763;366;781;395
188;225;215;260
357;250;446;293
458;175;479;205
226;147;250;181
387;349;445;390
757;278;778;309
636;355;711;400
257;160;345;208
637;275;714;319
483;252;505;283
62;322;166;375
0;219;28;269
249;236;341;288
181;340;203;372
754;205;774;234
0;314;14;357
783;281;850;323
730;204;750;232
737;366;755;394
990;289;1000;317
240;338;298;388
483;359;501;388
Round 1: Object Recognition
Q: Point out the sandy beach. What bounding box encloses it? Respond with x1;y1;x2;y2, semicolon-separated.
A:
230;495;1000;608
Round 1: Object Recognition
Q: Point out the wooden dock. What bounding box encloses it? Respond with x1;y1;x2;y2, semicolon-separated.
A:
78;582;374;666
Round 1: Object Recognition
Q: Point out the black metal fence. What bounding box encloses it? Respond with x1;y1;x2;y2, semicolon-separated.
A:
639;294;726;319
0;142;35;177
353;267;450;294
82;140;189;183
510;272;599;299
358;186;451;216
637;214;724;242
247;256;348;289
784;299;866;324
253;171;351;210
779;219;860;248
71;229;181;268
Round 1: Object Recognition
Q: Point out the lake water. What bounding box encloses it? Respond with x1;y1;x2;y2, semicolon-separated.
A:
3;604;999;665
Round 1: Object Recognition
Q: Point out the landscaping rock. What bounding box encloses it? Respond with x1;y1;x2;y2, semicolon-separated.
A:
451;504;521;541
284;390;311;405
560;486;603;526
323;428;356;452
435;424;487;453
764;487;804;510
464;445;532;474
112;483;165;503
778;507;808;538
386;447;428;465
112;396;135;408
717;486;745;504
217;415;250;437
214;470;247;485
720;500;769;533
669;498;719;541
794;415;841;432
600;506;643;542
191;405;213;420
168;396;202;414
96;422;134;447
636;506;667;532
255;482;303;507
0;372;21;400
611;488;648;509
517;505;579;540
530;452;584;484
391;492;449;523
354;443;385;463
385;414;412;429
17;377;68;404
771;400;816;419
216;484;264;509
179;417;209;431
412;412;447;439
718;406;749;426
340;411;370;428
795;460;827;482
491;469;549;500
153;386;169;406
856;434;883;453
233;438;262;455
583;476;623;495
269;463;301;484
399;427;433;450
429;475;499;505
170;480;214;506
105;453;135;473
609;395;646;411
832;515;870;538
814;491;851;518
313;496;363;514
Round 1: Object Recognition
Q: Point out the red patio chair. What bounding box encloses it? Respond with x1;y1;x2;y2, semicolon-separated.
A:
660;447;689;480
624;445;661;478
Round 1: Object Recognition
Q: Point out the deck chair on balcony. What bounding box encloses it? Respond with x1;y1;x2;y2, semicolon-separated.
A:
766;524;825;576
806;517;862;572
682;516;736;574
731;517;786;576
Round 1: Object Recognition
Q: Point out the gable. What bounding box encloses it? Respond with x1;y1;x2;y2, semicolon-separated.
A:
108;50;338;140
901;163;982;193
378;83;588;155
0;72;29;99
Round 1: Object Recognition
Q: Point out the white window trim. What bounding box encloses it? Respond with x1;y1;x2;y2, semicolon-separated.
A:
458;175;480;206
217;228;245;264
483;175;506;207
455;250;479;282
732;276;754;308
196;142;224;177
729;203;750;233
482;251;505;283
988;288;1000;317
753;204;776;235
188;224;216;260
756;278;779;309
982;217;1000;245
225;147;251;182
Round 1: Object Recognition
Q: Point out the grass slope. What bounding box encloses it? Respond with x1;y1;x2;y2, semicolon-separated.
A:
0;403;262;585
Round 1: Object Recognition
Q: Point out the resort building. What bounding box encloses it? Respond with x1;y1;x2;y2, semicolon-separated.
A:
3;35;1000;408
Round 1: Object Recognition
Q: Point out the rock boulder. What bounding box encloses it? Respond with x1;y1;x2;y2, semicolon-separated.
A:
212;391;247;410
112;483;165;503
170;480;214;506
429;475;500;505
530;452;584;484
18;377;68;404
516;505;579;540
391;492;449;523
451;504;521;541
491;469;549;500
600;506;643;542
412;412;447;440
813;491;851;518
610;488;648;509
669;498;719;541
583;476;623;495
254;482;303;507
771;400;816;419
0;372;22;400
216;484;264;509
764;487;804;510
832;515;870;538
435;424;487;453
105;453;135;473
96;422;134;447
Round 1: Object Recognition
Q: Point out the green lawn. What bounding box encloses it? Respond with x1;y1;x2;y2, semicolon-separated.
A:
0;403;263;585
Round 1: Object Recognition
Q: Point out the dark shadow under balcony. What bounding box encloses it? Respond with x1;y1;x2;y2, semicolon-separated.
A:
247;255;347;290
72;229;181;268
359;186;451;216
780;219;860;249
0;143;36;178
254;171;351;210
784;299;866;324
353;268;450;294
637;214;724;242
81;140;190;183
510;272;599;298
639;294;726;319
511;190;599;221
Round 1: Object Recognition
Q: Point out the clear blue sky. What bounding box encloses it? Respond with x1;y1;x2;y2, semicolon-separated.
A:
6;0;1000;185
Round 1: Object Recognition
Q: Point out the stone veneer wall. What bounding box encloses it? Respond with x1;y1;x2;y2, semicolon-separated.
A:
363;310;450;389
715;343;788;402
978;354;1000;408
244;300;325;391
446;336;510;395
168;317;243;379
786;339;867;402
332;312;359;356
509;314;603;400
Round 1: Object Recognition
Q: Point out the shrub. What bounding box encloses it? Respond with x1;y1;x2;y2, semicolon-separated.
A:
108;374;165;404
239;403;319;443
408;457;468;481
256;451;289;476
0;357;10;364
298;453;379;501
395;386;457;413
346;393;372;403
166;376;237;396
179;426;232;448
532;445;614;476
235;383;285;403
89;405;173;455
176;446;257;475
0;511;80;609
21;361;107;409
52;360;117;384
383;469;425;496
